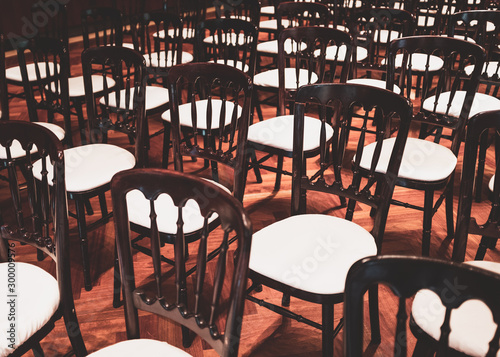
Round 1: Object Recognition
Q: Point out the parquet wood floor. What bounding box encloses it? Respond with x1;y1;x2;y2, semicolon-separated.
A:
2;34;500;357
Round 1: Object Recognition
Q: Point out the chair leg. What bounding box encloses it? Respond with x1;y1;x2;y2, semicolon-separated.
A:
274;154;284;191
475;236;496;260
281;293;290;307
182;326;192;348
74;100;87;145
250;148;262;183
475;129;489;202
32;342;44;357
162;121;171;169
412;339;435;357
98;192;109;223
63;304;88;357
113;239;122;308
368;285;381;344
445;181;454;240
84;199;94;216
422;189;434;257
322;303;334;357
75;199;92;291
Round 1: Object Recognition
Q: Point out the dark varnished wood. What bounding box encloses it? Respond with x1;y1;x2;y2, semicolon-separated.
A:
0;33;8;120
81;7;124;50
214;0;262;27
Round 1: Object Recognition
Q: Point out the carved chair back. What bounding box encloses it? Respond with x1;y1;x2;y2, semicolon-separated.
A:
81;7;124;49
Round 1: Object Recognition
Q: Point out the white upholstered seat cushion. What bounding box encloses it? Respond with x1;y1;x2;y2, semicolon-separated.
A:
346;78;401;94
411;261;500;357
422;91;500;119
318;45;368;62
49;75;116;98
260;5;274;15
381;53;444;72
489;175;496;192
143;51;194;67
33;144;136;192
0;122;65;160
254;68;318;89
465;61;500;77
0;262;60;357
359;29;400;44
248;114;334;152
5;62;58;82
161;99;242;129
153;28;196;40
259;19;295;30
87;339;192;357
208;59;249;73
99;86;169;111
203;33;251;46
249;214;377;295
126;179;230;235
359;137;457;182
256;39;306;54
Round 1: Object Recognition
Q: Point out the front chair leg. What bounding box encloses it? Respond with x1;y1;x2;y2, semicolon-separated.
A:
113;239;122;308
274;154;284;191
32;342;44;357
368;285;381;344
322;302;334;357
75;199;92;291
422;189;434;257
445;181;454;240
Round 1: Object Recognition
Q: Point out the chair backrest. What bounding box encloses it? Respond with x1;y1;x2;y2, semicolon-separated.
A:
164;0;206;43
453;110;500;261
411;0;456;35
81;46;148;166
214;0;261;26
448;10;500;96
17;37;72;146
387;35;485;154
31;2;69;51
292;83;412;248
81;7;124;49
276;1;331;32
344;255;500;356
166;63;253;202
195;18;259;79
111;168;253;357
349;8;415;78
0;33;8;120
276;26;353;115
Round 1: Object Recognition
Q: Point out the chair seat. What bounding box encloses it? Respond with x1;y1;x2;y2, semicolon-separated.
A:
0;122;65;160
87;339;192;357
126;179;230;235
143;51;194;67
153;28;196;40
0;262;60;357
489;175;495;192
256;39;306;54
359;137;457;182
411;261;500;357
260;5;274;15
346;78;401;94
259;19;295;30
49;75;116;98
6;62;59;82
465;61;500;77
422;91;500;119
161;99;242;129
99;86;169;112
249;214;377;295
248;115;334;152
317;45;368;62
358;29;400;44
203;33;249;45
381;53;444;72
33;144;136;192
254;68;318;89
208;59;249;73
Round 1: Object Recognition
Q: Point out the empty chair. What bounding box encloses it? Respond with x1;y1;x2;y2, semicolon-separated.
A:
86;169;252;356
247;83;413;356
160;0;207;45
214;0;261;26
344;255;500;356
0;121;87;357
81;7;124;49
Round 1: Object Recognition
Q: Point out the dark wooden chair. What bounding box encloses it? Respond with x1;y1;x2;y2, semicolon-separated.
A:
81;7;124;50
195;18;259;79
453;110;500;261
87;169;252;356
344;255;500;356
0;120;87;357
163;0;207;46
383;35;486;256
249;26;353;191
247;83;413;357
214;0;261;26
0;33;8;120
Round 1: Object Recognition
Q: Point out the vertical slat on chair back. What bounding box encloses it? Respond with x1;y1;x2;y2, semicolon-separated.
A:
276;1;331;32
81;7;123;49
166;0;206;43
81;46;148;165
195;18;259;79
292;83;412;248
344;255;500;356
111;169;252;357
387;35;485;154
167;63;253;202
0;33;8;120
214;0;261;26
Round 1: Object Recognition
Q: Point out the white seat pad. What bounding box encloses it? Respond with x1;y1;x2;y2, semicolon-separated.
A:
318;45;368;62
489;175;495;192
381;53;444;72
346;78;401;94
412;261;500;357
256;39;306;54
254;68;318;90
260;5;274;15
161;99;242;129
465;61;500;77
249;214;377;295
49;75;116;98
422;91;500;119
359;137;457;182
203;33;251;45
126;179;230;235
99;86;169;111
208;59;249;73
259;19;295;30
359;29;400;44
417;16;436;28
33;144;136;192
0;262;60;357
153;28;196;40
0;122;65;160
6;62;59;82
87;339;192;357
248;115;334;152
143;51;193;67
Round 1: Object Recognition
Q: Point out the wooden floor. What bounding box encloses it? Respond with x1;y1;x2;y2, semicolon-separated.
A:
3;36;500;357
